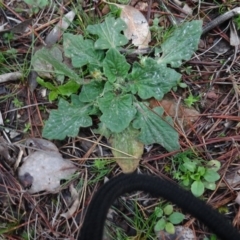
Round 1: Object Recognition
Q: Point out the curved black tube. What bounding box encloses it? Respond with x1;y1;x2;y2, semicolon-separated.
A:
79;173;240;240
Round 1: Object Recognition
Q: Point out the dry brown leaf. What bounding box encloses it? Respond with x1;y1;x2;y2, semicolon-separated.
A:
117;4;151;49
45;10;76;47
150;98;199;128
60;184;80;219
224;169;240;190
109;128;144;173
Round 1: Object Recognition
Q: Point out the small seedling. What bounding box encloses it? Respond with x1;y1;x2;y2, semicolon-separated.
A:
89;159;114;184
184;92;200;107
37;77;80;102
3;32;14;43
12;97;23;108
181;65;193;75
154;204;185;234
172;151;221;197
23;122;31;133
150;18;164;41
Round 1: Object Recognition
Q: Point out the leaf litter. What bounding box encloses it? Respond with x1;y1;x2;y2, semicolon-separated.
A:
1;0;240;239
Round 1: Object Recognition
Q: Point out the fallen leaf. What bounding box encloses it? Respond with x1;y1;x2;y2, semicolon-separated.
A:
45;10;76;47
25;138;59;154
109;127;144;173
32;46;63;79
223;169;240;190
60;184;80;219
0;136;15;165
18;150;77;194
0;18;32;36
117;4;151;49
150;98;199;128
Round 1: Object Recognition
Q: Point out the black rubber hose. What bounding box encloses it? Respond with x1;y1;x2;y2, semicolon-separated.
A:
79;173;240;240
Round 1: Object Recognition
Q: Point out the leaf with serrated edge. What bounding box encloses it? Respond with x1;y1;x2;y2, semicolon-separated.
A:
87;16;128;49
103;48;130;83
98;93;136;133
63;33;104;69
43;98;92;140
128;58;181;100
157;20;202;67
79;81;104;103
110;126;144;173
132;103;180;151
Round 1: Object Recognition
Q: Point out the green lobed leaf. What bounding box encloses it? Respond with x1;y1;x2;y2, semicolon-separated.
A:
168;212;185;224
79;81;104;103
32;47;82;83
191;180;204;197
42;97;93;140
103;48;130;83
98;93;136;133
128;58;181;100
154;218;166;232
157;20;202;67
87;16;128;49
132;103;180;151
203;169;220;182
63;33;104;69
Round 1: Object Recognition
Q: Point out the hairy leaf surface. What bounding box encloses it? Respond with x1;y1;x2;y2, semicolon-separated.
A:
43;96;92;139
63;33;104;69
98;93;136;133
128;58;180;100
157;20;202;67
87;17;128;49
133;103;180;151
79;81;104;102
103;48;130;83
